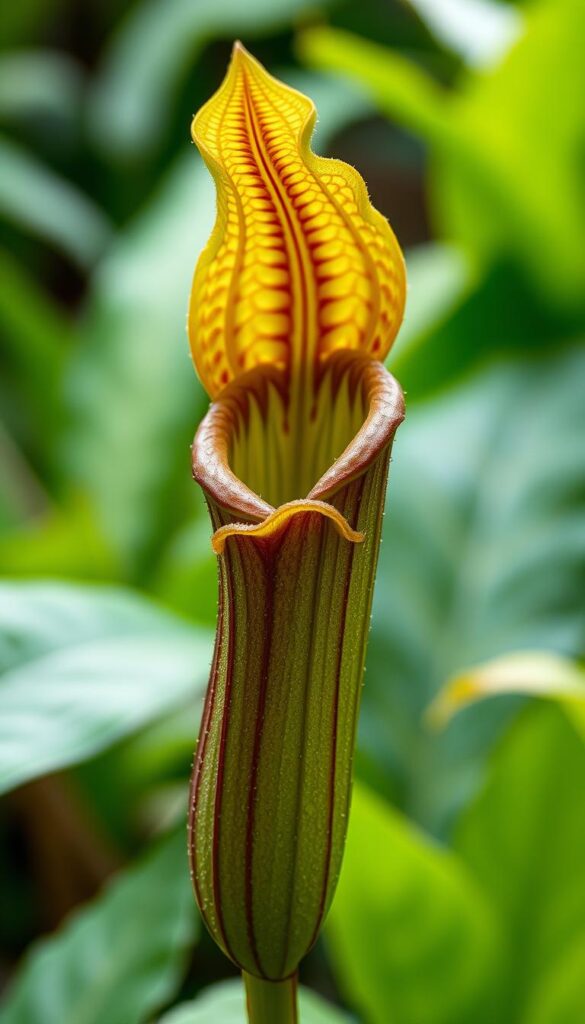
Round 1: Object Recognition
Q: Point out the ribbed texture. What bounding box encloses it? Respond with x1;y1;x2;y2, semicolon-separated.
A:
186;42;407;986
188;43;405;399
188;358;403;980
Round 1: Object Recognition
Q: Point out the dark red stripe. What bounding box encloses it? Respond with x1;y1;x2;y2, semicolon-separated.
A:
189;579;223;927
244;539;276;977
189;503;225;934
210;536;239;964
308;475;366;949
278;515;324;975
242;73;311;383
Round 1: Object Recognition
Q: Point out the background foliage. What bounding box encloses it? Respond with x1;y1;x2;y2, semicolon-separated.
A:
0;0;584;1021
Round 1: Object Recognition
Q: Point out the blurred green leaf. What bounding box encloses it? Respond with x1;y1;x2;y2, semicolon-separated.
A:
300;0;585;314
0;135;111;268
157;979;350;1024
0;251;69;481
0;49;83;122
433;0;585;312
0;496;116;580
395;243;473;365
326;783;500;1024
389;259;570;402
522;939;585;1024
363;345;585;833
0;581;212;794
65;154;211;573
427;650;585;739
0;0;67;49
299;26;450;145
0;829;197;1024
152;515;217;623
0;250;68;401
408;0;522;67
456;704;585;1021
89;0;336;159
0;419;48;529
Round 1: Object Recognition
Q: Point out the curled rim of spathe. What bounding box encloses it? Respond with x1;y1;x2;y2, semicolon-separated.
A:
192;353;404;553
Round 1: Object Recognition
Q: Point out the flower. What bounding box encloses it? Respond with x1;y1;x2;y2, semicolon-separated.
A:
187;42;405;1015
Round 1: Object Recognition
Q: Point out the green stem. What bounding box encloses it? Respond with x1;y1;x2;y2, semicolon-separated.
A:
243;971;299;1024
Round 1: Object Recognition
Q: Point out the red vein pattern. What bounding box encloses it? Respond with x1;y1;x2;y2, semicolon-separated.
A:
189;356;403;979
187;44;406;984
189;43;405;400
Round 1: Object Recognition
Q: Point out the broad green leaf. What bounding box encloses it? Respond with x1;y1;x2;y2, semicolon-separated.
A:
0;135;111;268
427;650;585;739
327;784;500;1024
362;345;585;833
157;979;351;1024
300;0;585;314
0;829;197;1024
456;704;585;1021
0;581;213;794
89;0;336;158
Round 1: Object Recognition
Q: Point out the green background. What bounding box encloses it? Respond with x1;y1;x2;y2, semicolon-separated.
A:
0;0;584;1020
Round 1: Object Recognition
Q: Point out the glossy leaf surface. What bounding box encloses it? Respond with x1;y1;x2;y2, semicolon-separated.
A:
0;581;212;794
0;830;196;1024
327;784;500;1024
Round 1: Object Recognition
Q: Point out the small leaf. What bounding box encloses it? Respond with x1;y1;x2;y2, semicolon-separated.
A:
0;581;213;794
0;830;197;1024
157;979;350;1024
427;650;585;738
326;784;501;1024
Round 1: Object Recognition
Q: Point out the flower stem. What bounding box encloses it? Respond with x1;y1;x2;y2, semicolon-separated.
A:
243;971;299;1024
